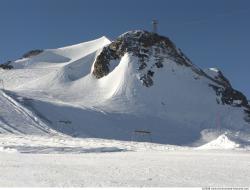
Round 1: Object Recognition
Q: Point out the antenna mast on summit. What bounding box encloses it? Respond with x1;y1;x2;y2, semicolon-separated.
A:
152;19;158;33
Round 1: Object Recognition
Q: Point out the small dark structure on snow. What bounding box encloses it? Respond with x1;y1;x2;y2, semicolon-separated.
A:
131;130;152;142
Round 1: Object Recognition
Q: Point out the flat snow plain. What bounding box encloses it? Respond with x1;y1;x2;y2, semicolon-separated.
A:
0;135;250;187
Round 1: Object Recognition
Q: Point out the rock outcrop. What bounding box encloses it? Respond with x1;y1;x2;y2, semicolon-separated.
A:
22;49;43;58
0;61;13;70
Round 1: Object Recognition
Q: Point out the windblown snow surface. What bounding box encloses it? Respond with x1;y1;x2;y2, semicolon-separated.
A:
0;32;250;187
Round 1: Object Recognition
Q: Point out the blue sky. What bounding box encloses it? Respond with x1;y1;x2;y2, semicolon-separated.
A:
0;0;249;98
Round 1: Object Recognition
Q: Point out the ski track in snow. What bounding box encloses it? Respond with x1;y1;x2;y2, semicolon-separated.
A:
0;90;58;135
0;134;179;154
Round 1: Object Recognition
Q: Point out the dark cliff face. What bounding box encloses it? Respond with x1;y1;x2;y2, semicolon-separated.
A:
205;69;250;122
209;82;250;122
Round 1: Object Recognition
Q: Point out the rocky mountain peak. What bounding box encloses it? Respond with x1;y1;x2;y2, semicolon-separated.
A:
92;30;192;83
91;30;250;122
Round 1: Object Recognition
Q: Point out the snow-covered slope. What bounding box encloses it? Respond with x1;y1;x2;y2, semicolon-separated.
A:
0;31;249;147
0;90;57;135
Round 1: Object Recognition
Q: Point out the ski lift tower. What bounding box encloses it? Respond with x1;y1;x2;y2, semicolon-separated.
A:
152;19;158;33
0;79;4;90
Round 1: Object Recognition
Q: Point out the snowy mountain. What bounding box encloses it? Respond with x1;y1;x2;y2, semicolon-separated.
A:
0;30;249;146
